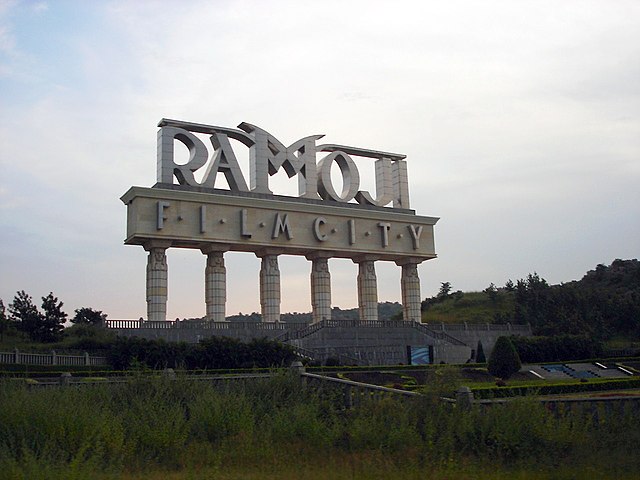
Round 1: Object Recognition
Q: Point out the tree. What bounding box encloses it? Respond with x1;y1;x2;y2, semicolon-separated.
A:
8;291;66;343
483;283;498;303
72;307;107;326
0;299;9;341
438;282;452;299
8;290;43;341
504;279;515;292
476;340;486;363
487;336;521;380
40;293;66;342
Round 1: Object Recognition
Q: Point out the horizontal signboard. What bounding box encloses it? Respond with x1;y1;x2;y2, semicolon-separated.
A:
122;187;438;261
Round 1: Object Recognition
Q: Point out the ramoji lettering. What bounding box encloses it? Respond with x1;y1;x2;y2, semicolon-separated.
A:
157;119;411;209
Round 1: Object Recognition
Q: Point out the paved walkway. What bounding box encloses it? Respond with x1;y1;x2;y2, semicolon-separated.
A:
523;362;633;380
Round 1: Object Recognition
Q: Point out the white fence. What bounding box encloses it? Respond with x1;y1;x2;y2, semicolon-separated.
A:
0;350;108;367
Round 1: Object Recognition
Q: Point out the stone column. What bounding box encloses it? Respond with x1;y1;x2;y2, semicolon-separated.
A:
356;259;378;322
398;260;421;322
203;248;226;322
144;242;171;322
259;253;281;322
308;254;332;323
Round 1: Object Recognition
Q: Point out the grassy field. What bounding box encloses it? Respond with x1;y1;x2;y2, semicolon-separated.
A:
421;291;515;324
1;372;639;479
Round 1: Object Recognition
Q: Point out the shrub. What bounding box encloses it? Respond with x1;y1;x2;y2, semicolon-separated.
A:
476;340;486;363
488;336;521;379
106;336;296;370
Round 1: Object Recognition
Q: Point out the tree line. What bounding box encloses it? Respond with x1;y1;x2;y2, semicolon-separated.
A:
0;291;105;343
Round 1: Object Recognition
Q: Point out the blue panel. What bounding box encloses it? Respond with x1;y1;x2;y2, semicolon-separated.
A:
410;346;430;365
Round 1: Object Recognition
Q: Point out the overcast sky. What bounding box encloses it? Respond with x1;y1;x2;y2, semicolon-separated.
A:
1;0;638;320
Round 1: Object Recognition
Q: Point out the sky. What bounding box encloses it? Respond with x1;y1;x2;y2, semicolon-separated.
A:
1;0;638;320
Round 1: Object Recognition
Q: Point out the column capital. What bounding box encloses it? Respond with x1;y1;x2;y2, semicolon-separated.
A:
200;243;230;255
143;240;172;251
305;252;333;261
255;248;285;258
352;254;381;264
395;257;425;266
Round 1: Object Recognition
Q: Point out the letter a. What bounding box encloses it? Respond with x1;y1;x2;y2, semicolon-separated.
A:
201;133;249;191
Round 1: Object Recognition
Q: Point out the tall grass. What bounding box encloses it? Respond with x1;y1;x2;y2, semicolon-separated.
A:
1;373;639;479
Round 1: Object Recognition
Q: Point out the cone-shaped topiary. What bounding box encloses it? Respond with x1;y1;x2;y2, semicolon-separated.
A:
476;340;486;363
487;336;521;379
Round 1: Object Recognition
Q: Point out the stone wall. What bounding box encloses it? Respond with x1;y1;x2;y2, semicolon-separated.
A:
106;320;531;366
425;323;532;360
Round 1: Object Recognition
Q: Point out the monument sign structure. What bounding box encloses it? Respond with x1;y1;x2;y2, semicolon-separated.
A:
114;119;530;364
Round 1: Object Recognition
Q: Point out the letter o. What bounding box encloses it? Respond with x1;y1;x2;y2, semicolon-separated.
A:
317;152;360;202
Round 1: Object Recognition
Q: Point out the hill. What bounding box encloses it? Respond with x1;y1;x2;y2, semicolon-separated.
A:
418;290;515;325
419;259;640;341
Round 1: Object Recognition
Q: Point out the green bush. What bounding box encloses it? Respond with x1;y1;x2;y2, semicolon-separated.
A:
106;336;296;370
476;340;486;363
488;336;521;379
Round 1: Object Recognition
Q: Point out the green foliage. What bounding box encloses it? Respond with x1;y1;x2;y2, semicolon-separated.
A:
419;365;462;399
488;336;521;379
8;291;42;341
106;336;296;370
61;324;117;352
71;307;107;326
438;281;452;298
476;340;486;363
511;334;603;363
1;375;640;478
0;299;10;341
472;376;640;399
39;293;66;343
7;291;66;343
0;364;113;377
483;282;498;303
421;290;515;323
515;260;640;339
421;260;640;342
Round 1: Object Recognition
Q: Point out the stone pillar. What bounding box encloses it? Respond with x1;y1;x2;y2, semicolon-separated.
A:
259;253;281;322
308;254;332;323
398;260;421;322
203;248;226;322
144;242;170;322
356;259;378;322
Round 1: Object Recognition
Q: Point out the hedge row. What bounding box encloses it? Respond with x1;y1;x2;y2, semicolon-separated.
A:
472;377;640;399
0;364;112;376
106;336;297;370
